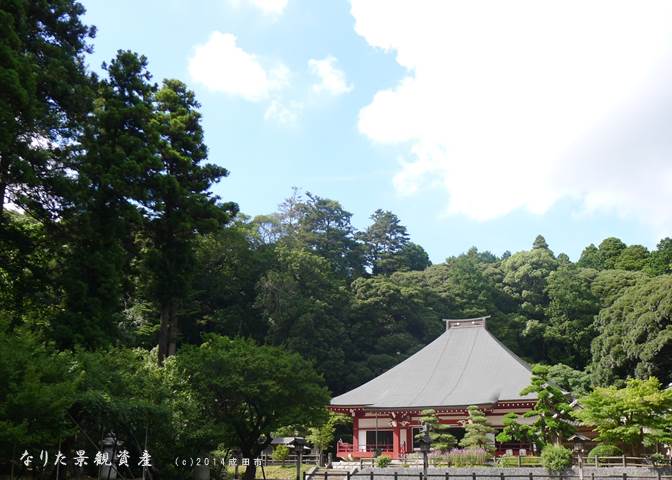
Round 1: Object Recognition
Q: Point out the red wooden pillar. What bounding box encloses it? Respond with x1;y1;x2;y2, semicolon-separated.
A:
353;411;360;453
393;417;401;459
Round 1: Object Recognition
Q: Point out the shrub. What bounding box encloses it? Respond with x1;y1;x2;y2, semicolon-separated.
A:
587;444;622;459
447;448;489;466
376;455;392;467
541;445;572;472
649;453;666;466
272;445;290;465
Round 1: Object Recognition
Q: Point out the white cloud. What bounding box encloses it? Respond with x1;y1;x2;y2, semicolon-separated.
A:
264;99;302;126
308;56;353;95
188;31;289;101
351;0;672;232
230;0;287;17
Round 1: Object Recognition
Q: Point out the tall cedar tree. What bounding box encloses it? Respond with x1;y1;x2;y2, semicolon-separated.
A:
145;79;237;363
0;0;94;219
56;51;158;348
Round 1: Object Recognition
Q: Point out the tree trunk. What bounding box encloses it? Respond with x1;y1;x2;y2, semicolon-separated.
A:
168;301;178;356
243;462;256;480
157;302;171;365
0;152;10;217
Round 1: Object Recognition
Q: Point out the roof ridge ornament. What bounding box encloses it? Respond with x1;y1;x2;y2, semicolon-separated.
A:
444;316;490;330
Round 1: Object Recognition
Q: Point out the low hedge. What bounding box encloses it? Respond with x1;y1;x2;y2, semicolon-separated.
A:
587;444;622;459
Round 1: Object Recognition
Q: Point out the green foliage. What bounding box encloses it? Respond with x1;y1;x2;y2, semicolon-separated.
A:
591;269;648;309
540;444;572;472
495;412;535;444
70;346;196;478
614;245;649;271
587;444;622;458
359;209;429;275
376;454;392;467
459;406;495;453
142;78;237;362
55;50;159;349
348;273;441;384
500;241;558;319
272;445;290;463
577;244;601;269
5;4;672;465
0;323;77;466
293;192;365;279
646;238;672;275
543;265;599;368
0;212;61;336
520;365;575;446
578;238;650;272
256;245;350;392
418;409;457;453
308;412;351;453
533;235;550;250
184;219;274;343
590;275;672;385
546;364;592;397
175;335;330;474
575;377;672;455
597;237;627;270
0;0;94;218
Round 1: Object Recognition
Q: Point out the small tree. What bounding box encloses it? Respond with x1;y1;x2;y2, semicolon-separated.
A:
307;412;351;463
521;365;575;446
417;409;457;453
272;445;290;466
459;406;495;453
575;377;672;456
176;335;330;480
496;412;535;445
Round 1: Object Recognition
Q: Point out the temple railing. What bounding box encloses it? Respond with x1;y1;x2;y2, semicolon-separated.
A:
336;442;394;457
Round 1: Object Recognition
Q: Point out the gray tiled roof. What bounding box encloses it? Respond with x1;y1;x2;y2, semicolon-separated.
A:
331;319;535;408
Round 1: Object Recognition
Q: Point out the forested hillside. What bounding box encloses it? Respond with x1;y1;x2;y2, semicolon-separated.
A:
2;1;672;477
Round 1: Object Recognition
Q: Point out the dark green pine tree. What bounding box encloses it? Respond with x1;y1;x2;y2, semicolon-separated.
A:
520;365;575;445
55;51;159;348
144;79;237;363
459;405;496;453
418;409;457;453
295;192;365;279
360;209;430;275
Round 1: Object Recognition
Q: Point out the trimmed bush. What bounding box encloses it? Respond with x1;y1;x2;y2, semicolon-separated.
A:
376;455;392;467
541;445;572;472
587;444;622;459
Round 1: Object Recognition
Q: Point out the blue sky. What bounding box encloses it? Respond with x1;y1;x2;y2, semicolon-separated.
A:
81;0;672;263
